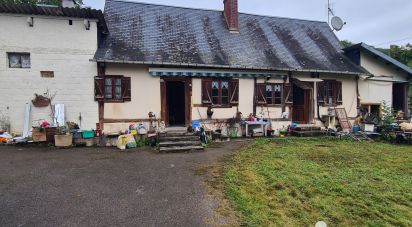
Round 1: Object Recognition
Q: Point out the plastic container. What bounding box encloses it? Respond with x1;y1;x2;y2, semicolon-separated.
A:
82;130;95;139
72;131;82;139
352;126;361;132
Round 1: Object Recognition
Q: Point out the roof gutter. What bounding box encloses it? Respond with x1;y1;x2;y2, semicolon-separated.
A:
90;58;366;76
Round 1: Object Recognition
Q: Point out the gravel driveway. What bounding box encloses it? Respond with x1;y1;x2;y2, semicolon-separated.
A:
0;142;244;227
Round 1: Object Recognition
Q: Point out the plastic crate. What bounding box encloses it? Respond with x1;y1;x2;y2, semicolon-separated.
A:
82;130;95;139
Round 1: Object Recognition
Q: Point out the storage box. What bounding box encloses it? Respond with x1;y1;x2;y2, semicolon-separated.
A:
54;134;73;147
361;124;375;132
32;128;47;142
46;127;57;142
72;131;82;139
82;130;95;139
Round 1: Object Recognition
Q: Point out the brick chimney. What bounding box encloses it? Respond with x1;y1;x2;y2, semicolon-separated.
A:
223;0;239;33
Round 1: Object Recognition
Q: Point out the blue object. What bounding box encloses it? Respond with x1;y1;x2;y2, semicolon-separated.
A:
352;126;361;132
192;120;201;129
291;122;298;127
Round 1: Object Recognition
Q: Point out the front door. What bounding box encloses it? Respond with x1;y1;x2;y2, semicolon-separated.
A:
292;85;310;124
167;81;186;126
160;78;192;127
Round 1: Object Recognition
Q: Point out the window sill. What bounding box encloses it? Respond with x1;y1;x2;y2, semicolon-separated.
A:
257;104;282;107
104;100;125;103
195;104;238;108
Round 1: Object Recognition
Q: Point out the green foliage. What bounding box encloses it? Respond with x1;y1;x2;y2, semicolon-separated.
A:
224;138;412;226
340;40;354;48
3;0;83;6
380;101;395;129
376;44;412;68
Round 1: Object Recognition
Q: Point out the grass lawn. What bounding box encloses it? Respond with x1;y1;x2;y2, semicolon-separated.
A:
224;138;412;226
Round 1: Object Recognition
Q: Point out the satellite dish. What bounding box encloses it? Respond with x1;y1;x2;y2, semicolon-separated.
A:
331;16;345;31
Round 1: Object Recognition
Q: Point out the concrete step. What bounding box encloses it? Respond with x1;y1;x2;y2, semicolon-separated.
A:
159;141;202;147
159;145;204;153
294;126;322;131
160;136;199;142
159;132;193;137
292;130;325;137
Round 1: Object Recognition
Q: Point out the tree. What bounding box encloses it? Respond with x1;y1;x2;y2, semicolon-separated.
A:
341;40;354;48
3;0;83;6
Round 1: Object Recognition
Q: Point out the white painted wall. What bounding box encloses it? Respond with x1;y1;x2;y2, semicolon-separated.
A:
358;52;409;106
192;77;254;120
101;66;360;133
103;64;161;133
0;14;99;133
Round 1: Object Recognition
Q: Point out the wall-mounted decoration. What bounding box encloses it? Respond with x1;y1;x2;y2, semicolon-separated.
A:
31;93;50;107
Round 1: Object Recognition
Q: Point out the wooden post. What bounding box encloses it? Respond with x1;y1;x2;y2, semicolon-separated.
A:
97;62;105;130
160;79;167;126
253;77;257;116
185;78;192;126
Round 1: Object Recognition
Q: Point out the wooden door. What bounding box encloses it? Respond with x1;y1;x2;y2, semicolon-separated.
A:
160;78;192;127
292;86;310;124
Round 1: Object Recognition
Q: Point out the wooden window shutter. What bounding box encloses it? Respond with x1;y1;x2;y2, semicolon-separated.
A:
122;77;131;101
283;84;293;104
94;77;105;101
317;81;326;104
335;81;343;105
202;79;212;104
229;79;239;105
256;84;266;104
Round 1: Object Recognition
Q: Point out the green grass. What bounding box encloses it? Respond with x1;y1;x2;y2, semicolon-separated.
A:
224;138;412;226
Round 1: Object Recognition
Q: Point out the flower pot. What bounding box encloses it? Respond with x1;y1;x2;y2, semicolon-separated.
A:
54;134;73;147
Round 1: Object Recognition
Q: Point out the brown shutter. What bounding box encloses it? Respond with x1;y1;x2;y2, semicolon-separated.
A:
94;77;105;101
256;84;266;104
283;84;293;104
202;79;212;104
229;79;239;105
122;77;131;101
317;81;326;104
335;81;343;105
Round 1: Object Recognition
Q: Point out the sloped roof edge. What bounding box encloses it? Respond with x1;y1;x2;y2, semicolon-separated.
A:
0;3;108;33
344;43;412;77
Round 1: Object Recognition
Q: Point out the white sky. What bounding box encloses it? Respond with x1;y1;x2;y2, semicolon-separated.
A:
83;0;412;48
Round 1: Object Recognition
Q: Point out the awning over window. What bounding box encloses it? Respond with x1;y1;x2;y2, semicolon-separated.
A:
149;68;286;78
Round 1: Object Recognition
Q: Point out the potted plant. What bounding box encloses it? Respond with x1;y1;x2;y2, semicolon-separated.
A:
227;117;238;138
54;126;73;147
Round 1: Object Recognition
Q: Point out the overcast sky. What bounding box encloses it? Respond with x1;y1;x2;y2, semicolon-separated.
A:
83;0;412;48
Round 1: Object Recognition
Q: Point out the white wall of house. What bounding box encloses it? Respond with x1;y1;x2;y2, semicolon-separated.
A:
101;64;360;133
317;73;358;119
103;64;161;133
192;77;254;120
0;14;99;133
358;52;409;106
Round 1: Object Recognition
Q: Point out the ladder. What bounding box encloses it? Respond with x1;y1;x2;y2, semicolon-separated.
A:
334;108;352;133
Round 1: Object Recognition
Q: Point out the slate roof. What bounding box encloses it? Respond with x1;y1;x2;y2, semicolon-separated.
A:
0;2;108;32
95;0;364;74
344;43;412;77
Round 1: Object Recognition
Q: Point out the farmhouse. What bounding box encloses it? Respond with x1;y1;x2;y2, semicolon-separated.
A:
0;0;410;137
93;0;366;134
